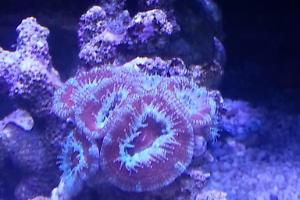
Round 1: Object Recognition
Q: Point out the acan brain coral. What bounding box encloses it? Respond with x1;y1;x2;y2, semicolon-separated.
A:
58;130;99;191
100;91;194;191
52;66;218;192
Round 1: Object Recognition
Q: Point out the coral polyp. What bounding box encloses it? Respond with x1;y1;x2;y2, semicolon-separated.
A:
52;78;78;118
58;130;99;191
52;67;115;119
164;77;218;133
100;91;194;192
75;78;138;139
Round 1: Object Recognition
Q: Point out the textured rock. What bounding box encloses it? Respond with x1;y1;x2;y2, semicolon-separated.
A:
0;17;62;117
77;0;225;88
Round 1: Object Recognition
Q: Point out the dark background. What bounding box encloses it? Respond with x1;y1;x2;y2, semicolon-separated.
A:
216;1;300;103
0;0;299;104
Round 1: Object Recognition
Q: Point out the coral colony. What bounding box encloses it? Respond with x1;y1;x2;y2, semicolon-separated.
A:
0;0;229;199
52;66;219;198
